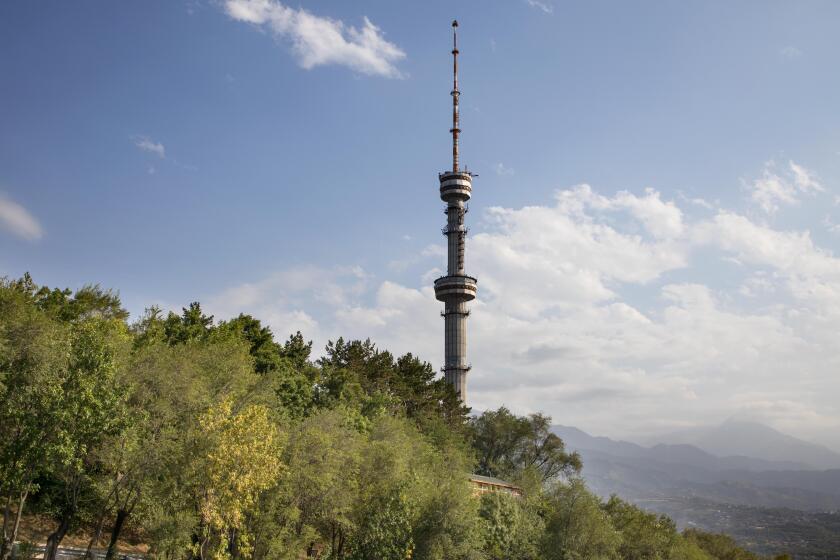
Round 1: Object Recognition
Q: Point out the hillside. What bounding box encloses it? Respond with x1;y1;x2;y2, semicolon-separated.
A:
554;424;840;559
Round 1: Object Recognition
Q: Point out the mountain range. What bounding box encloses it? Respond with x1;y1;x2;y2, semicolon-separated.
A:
552;421;840;558
644;419;840;471
553;421;840;511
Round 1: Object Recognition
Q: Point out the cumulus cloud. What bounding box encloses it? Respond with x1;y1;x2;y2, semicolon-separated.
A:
224;0;406;78
199;172;840;447
746;160;823;214
133;136;166;158
0;195;43;241
469;185;687;318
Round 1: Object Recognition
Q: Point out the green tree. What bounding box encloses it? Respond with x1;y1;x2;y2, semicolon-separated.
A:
42;318;130;560
283;409;364;559
163;302;214;345
603;496;679;560
669;536;714;560
215;315;282;375
316;339;469;437
347;483;415;560
479;491;543;560
7;273;128;323
127;336;261;560
682;529;764;560
0;282;70;560
471;407;581;484
541;479;620;560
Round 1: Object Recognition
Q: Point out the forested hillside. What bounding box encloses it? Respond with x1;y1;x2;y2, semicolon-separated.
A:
0;275;790;560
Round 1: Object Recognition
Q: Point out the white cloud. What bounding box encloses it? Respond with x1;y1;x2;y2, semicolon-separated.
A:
780;45;802;60
789;161;823;193
198;168;840;447
524;0;554;14
494;162;515;176
689;197;714;210
133;136;166;158
823;215;840;235
0;195;43;241
224;0;406;78
470;185;687;318
739;273;777;298
746;160;823;214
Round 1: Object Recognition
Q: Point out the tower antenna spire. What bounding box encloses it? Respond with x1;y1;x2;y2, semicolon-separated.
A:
450;19;460;172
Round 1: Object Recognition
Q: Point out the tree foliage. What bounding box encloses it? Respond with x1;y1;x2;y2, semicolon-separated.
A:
0;275;787;560
470;406;582;484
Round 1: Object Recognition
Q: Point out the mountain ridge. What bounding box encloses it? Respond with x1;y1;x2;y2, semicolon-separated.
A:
552;423;840;513
644;419;840;470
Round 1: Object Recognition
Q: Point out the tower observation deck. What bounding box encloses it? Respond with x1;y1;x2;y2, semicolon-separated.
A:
434;20;477;403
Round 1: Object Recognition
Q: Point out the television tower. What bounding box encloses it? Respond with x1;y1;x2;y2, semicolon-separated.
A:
434;20;477;403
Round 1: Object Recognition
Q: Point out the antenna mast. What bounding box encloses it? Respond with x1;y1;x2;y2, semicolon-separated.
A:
451;20;460;172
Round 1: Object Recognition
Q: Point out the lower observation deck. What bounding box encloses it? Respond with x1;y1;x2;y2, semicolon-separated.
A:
434;274;477;301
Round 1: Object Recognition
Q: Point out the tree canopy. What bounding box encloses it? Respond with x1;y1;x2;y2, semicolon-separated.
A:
0;275;784;560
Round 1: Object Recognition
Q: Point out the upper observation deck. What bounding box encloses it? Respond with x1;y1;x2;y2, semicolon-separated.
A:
439;171;473;202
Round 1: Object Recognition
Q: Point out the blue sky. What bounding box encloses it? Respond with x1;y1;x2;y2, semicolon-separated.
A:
3;0;840;448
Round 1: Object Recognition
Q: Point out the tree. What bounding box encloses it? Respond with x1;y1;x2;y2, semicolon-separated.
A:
682;529;765;560
1;276;133;560
0;283;70;560
603;496;679;560
282;409;364;559
7;273;128;323
163;303;214;345
42;318;130;560
347;483;415;560
191;400;284;560
669;537;715;560
471;407;581;484
215;315;282;375
2;274;786;560
363;417;482;560
126;337;261;560
541;479;620;560
479;491;543;560
316;339;470;437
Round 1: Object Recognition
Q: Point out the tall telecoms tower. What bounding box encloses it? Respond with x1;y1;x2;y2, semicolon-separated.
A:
434;20;477;403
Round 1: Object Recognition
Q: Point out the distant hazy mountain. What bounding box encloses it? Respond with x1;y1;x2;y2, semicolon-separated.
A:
553;423;840;558
555;425;813;471
648;419;840;470
552;424;840;512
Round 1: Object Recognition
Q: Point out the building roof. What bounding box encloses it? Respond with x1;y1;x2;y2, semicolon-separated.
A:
468;474;521;490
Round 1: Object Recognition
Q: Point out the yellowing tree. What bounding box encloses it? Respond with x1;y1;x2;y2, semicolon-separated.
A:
195;400;285;560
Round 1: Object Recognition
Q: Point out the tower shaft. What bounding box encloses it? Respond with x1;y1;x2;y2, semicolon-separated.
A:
434;20;476;403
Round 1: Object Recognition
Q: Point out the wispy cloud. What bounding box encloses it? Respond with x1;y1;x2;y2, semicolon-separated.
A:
131;136;197;171
524;0;554;14
780;45;802;60
0;194;43;241
494;162;515;176
133;136;166;159
224;0;406;78
745;160;823;214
